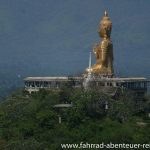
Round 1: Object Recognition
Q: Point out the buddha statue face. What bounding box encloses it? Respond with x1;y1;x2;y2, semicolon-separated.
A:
98;24;112;38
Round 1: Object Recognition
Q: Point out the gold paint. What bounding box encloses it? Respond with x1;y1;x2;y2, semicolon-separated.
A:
86;11;114;76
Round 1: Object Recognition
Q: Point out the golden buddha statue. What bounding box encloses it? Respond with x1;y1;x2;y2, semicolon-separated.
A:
86;11;114;76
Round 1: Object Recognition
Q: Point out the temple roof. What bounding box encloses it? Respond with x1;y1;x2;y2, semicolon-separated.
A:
24;76;147;82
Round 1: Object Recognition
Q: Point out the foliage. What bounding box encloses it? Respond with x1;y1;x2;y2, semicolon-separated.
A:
0;88;149;149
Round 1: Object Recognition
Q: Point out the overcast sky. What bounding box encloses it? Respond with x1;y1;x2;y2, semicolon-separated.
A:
0;0;150;79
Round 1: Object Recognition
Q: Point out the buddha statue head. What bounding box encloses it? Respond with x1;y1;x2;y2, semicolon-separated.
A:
98;11;112;38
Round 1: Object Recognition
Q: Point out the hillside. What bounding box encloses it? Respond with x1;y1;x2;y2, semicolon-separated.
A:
0;88;150;149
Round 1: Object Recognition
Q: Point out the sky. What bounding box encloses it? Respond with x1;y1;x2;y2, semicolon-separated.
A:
0;0;150;96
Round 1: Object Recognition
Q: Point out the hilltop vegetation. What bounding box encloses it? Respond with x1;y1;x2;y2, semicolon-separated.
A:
0;87;150;150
